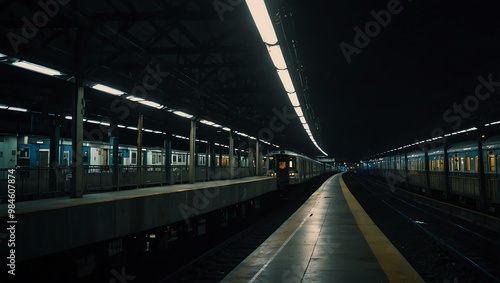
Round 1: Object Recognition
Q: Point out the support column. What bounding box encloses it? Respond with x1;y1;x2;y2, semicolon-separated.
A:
443;139;450;201
248;144;255;176
424;145;431;195
137;114;143;188
256;140;262;176
229;130;234;179
164;139;172;185
478;131;487;211
110;122;119;190
70;78;84;198
189;120;196;184
49;122;60;192
210;141;216;180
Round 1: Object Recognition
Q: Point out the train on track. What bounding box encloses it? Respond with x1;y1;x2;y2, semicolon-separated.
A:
4;135;242;169
266;150;335;186
361;134;500;214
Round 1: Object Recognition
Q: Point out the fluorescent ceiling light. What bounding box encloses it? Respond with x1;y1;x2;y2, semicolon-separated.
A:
86;119;100;124
118;125;126;128
303;123;310;130
245;0;278;45
138;100;164;109
173;110;193;119
267;45;287;70
299;116;306;124
200;119;215;126
277;69;295;93
8;107;28;112
92;84;124;96
0;53;6;57
287;92;300;107
294;106;303;117
126;95;144;102
222;127;231;132
0;105;8;109
12;61;61;76
127;126;138;130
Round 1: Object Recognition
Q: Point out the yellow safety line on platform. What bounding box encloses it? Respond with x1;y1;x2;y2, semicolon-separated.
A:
340;174;425;283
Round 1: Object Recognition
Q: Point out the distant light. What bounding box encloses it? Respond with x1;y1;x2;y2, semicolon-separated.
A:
0;53;6;57
12;61;62;76
267;45;287;70
117;125;126;128
92;84;125;96
127;126;138;130
86;119;100;124
36;141;43;144
245;0;278;45
173;110;193;119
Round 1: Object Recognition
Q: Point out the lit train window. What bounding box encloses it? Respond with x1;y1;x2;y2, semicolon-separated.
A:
465;156;471;171
279;161;286;169
289;160;293;168
475;156;479;172
488;151;495;172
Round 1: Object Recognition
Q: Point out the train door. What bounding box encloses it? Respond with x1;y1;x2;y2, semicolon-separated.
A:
62;151;69;166
276;155;288;180
39;149;49;167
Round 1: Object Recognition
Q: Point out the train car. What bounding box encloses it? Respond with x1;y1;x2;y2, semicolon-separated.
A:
362;134;500;214
265;150;332;186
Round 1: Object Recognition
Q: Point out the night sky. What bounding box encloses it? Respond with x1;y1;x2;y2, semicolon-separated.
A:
286;0;500;161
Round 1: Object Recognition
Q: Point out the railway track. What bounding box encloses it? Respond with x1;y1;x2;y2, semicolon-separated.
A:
347;173;500;282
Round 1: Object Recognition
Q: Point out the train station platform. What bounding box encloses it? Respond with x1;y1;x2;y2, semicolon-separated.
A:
221;173;424;282
0;176;276;262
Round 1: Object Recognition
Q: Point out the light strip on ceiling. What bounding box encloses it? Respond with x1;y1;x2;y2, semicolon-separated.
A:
92;84;125;96
245;0;278;45
12;61;62;76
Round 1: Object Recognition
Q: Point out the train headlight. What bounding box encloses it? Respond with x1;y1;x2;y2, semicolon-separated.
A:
267;170;276;177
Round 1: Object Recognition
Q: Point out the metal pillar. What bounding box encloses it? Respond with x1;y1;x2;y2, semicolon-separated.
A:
110;123;119;190
49;122;60;191
189;120;196;184
164;139;172;185
229;130;234;179
478;133;488;211
424;145;431;195
70;78;84;198
256;140;262;176
210;141;216;180
248;144;255;176
443;140;450;201
137;114;143;188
